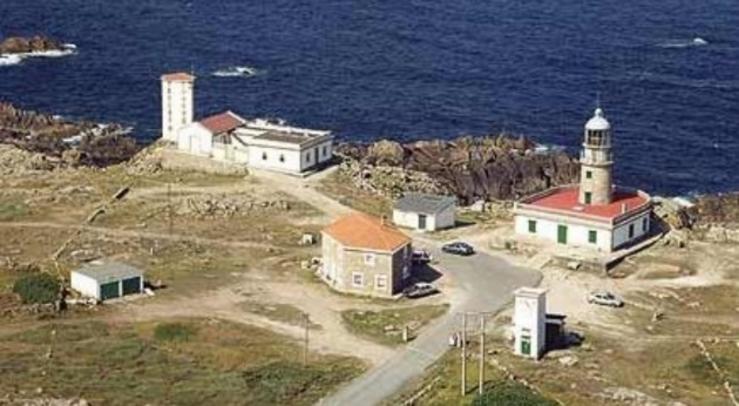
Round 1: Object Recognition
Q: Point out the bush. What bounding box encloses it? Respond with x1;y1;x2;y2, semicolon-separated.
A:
12;273;60;304
472;382;557;406
154;322;196;342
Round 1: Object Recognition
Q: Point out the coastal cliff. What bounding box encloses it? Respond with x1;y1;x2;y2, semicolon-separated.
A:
336;136;579;204
0;35;65;54
0;102;139;168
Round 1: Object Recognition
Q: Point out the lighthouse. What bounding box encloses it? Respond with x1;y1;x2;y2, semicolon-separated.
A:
161;72;195;142
578;108;614;205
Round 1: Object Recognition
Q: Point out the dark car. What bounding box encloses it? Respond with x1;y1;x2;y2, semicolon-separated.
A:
441;242;475;256
403;282;438;299
411;249;432;264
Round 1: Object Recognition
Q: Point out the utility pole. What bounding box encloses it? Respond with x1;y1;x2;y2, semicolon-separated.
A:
303;312;310;365
167;183;173;236
479;315;485;395
461;312;467;396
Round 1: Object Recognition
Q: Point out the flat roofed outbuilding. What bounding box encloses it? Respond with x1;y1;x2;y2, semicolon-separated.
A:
71;262;144;301
393;193;457;231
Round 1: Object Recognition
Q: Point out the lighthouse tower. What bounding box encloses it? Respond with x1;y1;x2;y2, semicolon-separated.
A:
579;108;613;205
161;72;195;141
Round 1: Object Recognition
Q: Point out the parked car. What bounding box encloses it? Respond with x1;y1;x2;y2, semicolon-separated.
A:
587;291;624;307
412;249;432;264
441;242;475;256
403;282;438;299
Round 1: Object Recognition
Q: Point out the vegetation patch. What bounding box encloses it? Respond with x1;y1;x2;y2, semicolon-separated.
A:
316;170;392;217
154;322;197;342
241;302;321;329
472;381;557;406
12;272;60;304
0;318;363;405
342;304;449;346
0;201;28;221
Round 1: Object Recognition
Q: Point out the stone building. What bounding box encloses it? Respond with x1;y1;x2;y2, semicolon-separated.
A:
321;213;412;298
161;72;334;175
513;108;652;252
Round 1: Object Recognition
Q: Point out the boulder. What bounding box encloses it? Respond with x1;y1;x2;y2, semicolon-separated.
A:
0;35;64;54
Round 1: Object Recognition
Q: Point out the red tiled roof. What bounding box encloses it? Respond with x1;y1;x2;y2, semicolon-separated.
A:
199;111;244;134
161;72;195;82
524;186;649;221
323;213;411;252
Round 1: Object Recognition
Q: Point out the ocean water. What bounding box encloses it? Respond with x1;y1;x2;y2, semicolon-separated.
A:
1;0;737;195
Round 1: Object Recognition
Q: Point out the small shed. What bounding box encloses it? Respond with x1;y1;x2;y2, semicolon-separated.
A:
392;193;456;231
70;262;144;301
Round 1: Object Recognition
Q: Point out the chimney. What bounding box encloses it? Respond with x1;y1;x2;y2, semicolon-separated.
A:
621;203;628;214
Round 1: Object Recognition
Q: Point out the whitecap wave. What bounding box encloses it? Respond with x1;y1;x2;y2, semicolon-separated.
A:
0;43;77;67
0;54;22;66
212;65;260;78
658;37;709;49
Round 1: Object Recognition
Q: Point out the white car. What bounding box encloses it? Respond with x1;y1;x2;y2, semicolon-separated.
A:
587;291;624;307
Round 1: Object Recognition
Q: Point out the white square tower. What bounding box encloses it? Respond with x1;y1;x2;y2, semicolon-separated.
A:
513;287;547;359
161;72;195;141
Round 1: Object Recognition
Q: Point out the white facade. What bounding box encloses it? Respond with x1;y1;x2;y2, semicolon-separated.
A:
392;205;455;232
245;136;333;174
513;287;547;359
70;272;99;299
514;201;651;252
161;73;195;141
177;123;213;156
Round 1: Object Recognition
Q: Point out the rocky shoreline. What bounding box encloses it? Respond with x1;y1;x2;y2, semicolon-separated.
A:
336;136;579;204
0;102;140;168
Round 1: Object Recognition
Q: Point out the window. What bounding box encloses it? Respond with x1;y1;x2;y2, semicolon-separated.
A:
586;170;592;179
584;192;592;204
279;154;285;163
306;152;311;163
628;224;635;239
364;253;376;266
528;220;537;234
322;146;328;156
588;230;597;244
375;275;387;290
352;272;364;287
262;152;267;161
642;217;648;232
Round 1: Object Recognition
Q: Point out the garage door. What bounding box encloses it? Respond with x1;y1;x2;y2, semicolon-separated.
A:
122;277;141;296
100;281;120;300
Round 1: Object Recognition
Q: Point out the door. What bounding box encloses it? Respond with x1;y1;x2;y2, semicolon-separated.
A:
557;225;568;244
100;281;120;300
521;335;531;355
418;214;427;230
122;277;141;296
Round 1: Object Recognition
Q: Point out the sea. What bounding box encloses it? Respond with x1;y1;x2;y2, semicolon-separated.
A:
1;0;737;196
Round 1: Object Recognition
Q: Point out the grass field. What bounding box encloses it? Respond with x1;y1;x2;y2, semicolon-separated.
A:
341;304;449;346
0;318;364;405
316;170;393;218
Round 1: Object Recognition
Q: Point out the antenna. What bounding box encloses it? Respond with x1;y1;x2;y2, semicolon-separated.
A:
595;91;602;109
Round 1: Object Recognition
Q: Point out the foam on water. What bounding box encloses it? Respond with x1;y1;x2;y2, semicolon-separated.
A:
0;43;77;67
658;37;709;49
212;65;259;78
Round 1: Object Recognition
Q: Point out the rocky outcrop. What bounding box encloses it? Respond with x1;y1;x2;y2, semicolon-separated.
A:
336;136;579;204
0;102;140;168
0;35;65;54
686;193;739;243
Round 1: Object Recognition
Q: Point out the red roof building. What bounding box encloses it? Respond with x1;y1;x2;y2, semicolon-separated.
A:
198;111;245;135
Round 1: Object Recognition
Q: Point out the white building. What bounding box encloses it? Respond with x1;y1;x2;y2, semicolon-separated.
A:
513;108;652;253
161;72;195;142
162;72;334;175
70;262;144;301
513;287;547;359
392;193;456;231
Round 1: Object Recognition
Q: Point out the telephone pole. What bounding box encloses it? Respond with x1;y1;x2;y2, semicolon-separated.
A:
303;312;310;365
461;312;467;396
479;315;485;395
167;183;173;236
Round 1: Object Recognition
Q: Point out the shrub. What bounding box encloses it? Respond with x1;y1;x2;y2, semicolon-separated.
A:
154;322;196;342
472;382;557;406
12;273;60;304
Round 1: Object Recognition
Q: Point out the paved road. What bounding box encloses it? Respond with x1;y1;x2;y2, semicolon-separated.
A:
320;243;541;406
